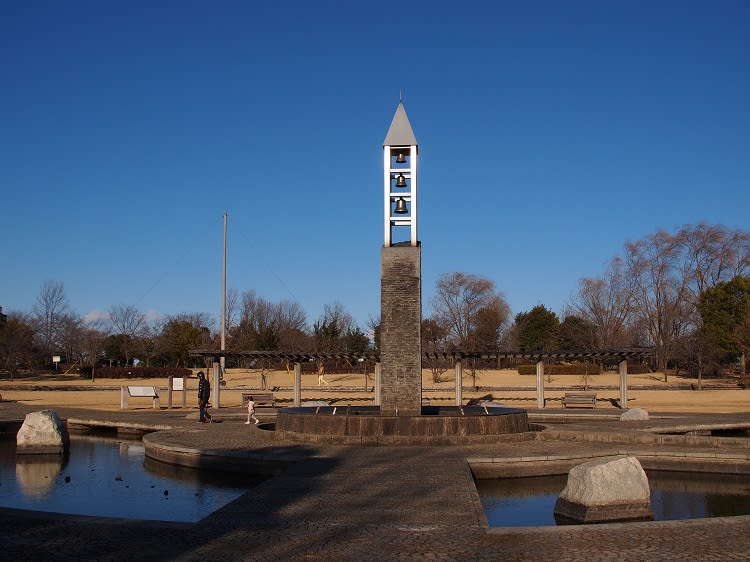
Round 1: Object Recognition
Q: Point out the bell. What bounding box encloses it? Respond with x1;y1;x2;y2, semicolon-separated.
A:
394;197;408;214
396;152;407;164
395;174;407;188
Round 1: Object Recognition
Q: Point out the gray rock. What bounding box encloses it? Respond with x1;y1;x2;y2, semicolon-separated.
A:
554;455;653;523
16;410;70;455
621;408;649;421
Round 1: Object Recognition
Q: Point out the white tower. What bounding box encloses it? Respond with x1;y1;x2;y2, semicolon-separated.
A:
383;101;418;247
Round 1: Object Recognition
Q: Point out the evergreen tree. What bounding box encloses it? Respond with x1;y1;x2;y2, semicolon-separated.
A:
698;276;750;368
515;305;560;352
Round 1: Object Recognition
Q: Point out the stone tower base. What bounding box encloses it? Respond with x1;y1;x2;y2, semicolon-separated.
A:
380;244;422;415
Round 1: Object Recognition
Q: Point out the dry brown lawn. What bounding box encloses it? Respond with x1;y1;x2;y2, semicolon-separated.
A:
1;368;748;414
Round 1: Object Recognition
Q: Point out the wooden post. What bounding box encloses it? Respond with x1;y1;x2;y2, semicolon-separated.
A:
294;362;302;407
213;359;221;408
619;359;628;409
455;360;463;406
536;360;545;409
120;386;128;409
167;376;174;409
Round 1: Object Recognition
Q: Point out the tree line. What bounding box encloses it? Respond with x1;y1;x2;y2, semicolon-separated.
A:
423;223;750;381
2;223;748;380
0;284;371;375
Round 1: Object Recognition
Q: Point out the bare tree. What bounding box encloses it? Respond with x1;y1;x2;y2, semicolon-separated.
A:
56;313;84;369
276;300;309;352
224;288;240;334
432;272;511;386
313;302;354;355
229;291;309;376
237;291;281;351
78;322;107;374
570;224;750;378
32;280;70;360
675;224;750;374
679;223;750;301
624;230;693;379
108;304;147;365
0;311;36;378
573;257;631;350
432;272;510;350
472;300;511;350
422;317;450;382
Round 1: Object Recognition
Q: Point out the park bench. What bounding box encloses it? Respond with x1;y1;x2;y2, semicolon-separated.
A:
120;385;161;409
242;392;276;408
562;392;597;409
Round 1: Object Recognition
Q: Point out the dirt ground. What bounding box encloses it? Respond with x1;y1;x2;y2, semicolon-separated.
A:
0;368;748;414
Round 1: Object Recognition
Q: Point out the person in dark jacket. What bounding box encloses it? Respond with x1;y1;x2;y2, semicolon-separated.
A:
197;371;211;423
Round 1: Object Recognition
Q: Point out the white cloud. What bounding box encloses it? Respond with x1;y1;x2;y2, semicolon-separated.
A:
83;309;109;325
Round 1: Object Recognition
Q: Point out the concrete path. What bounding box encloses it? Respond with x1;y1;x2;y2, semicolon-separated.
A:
1;401;750;561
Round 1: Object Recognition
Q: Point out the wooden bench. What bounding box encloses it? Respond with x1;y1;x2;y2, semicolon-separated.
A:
120;385;161;409
562;392;597;409
242;392;276;408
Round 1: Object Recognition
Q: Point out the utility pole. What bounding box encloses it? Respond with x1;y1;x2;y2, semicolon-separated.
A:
221;211;227;371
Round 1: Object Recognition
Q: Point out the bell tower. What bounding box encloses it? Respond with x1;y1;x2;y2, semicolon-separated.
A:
380;100;422;415
383;100;418;247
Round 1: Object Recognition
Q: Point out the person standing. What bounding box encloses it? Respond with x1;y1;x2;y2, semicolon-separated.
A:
245;395;260;425
197;371;211;423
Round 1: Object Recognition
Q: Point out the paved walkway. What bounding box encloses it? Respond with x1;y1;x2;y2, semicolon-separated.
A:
2;401;750;561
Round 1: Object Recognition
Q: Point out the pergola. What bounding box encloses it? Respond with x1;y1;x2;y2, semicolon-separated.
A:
189;349;652;410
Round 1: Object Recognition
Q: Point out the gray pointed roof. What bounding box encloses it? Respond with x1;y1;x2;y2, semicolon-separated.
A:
383;102;418;146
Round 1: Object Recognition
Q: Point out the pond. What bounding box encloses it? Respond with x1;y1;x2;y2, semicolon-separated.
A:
476;471;750;527
0;436;265;523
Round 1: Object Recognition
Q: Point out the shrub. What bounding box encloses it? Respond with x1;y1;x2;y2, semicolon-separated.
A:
80;367;192;379
517;363;602;376
624;362;652;375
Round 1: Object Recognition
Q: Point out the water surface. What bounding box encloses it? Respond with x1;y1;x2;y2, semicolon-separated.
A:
0;436;263;522
477;471;750;527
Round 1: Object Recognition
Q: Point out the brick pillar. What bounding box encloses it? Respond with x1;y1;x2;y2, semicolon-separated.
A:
380;244;422;415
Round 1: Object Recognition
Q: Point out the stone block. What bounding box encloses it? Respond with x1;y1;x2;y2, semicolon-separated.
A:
16;410;70;455
554;455;653;523
621;408;649;421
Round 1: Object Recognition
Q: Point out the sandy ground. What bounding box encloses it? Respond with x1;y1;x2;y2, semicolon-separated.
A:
1;368;748;414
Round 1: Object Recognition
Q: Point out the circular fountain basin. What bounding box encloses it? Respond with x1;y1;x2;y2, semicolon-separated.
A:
275;405;532;445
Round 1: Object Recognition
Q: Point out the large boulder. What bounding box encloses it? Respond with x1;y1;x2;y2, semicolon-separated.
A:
554;455;653;523
16;410;70;455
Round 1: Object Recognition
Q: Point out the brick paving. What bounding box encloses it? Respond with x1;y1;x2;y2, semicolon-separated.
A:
1;401;750;560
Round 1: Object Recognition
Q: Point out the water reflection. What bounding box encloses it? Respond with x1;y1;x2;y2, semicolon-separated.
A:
0;436;264;522
477;471;750;527
15;454;67;498
649;471;750;520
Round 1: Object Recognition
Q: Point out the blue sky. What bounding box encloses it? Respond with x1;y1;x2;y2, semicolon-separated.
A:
1;0;748;332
